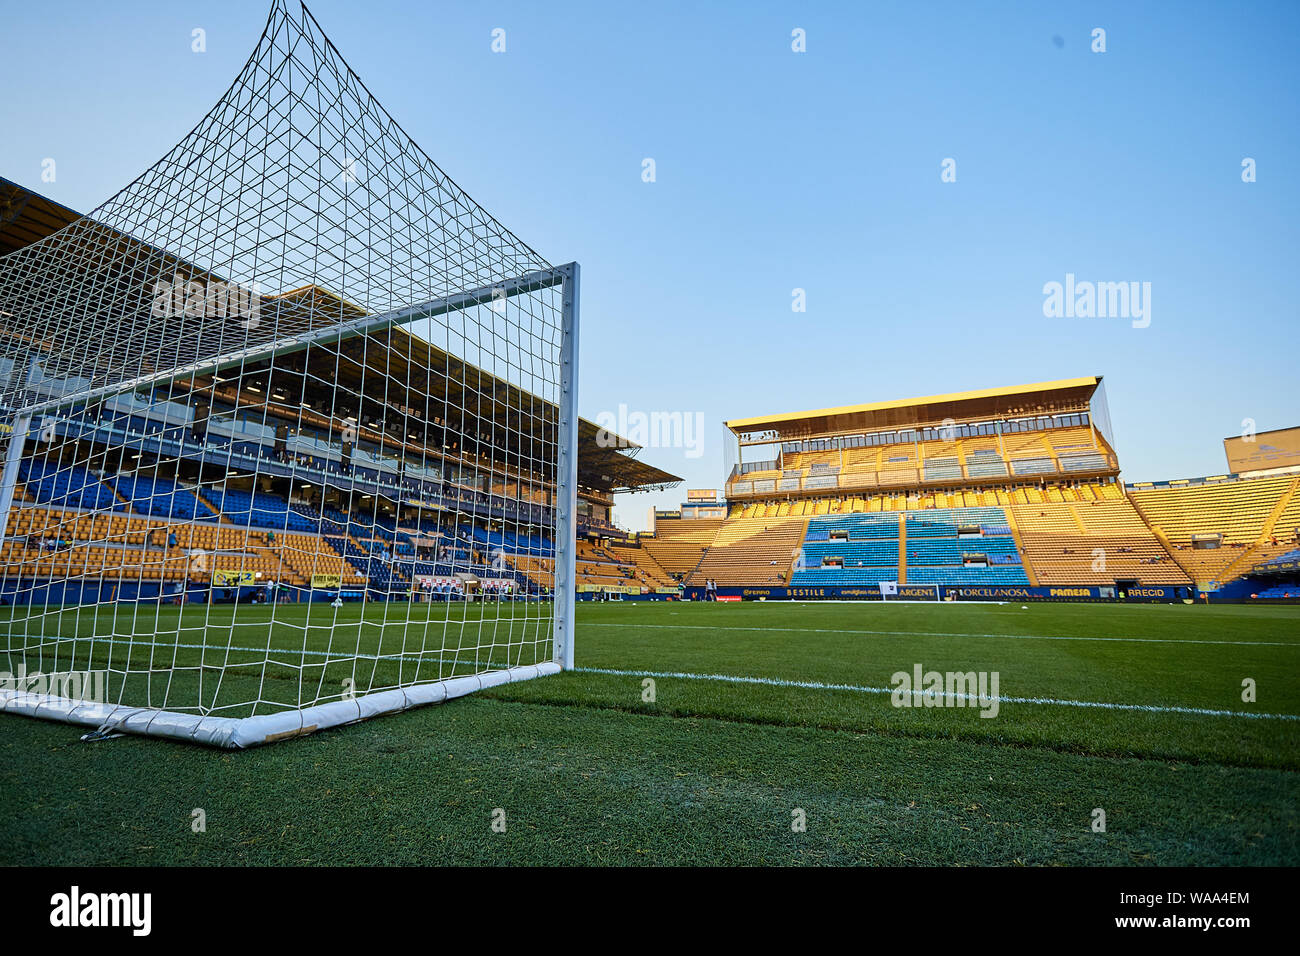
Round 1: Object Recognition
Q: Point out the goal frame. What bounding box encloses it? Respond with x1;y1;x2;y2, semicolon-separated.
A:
0;262;580;747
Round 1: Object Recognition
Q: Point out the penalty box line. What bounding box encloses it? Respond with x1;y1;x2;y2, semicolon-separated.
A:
576;666;1299;721
587;621;1297;648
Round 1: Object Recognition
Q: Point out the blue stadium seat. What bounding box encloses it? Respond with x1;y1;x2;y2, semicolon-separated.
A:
109;473;216;520
19;459;122;512
794;506;1030;586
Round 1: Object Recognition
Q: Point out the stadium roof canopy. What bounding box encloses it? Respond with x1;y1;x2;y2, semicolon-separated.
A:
726;376;1105;440
0;177;81;258
0;179;680;496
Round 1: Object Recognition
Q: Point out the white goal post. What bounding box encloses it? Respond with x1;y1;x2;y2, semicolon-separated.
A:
0;1;578;747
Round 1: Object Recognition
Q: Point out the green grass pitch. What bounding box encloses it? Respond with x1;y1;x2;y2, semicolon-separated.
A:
1;599;1296;865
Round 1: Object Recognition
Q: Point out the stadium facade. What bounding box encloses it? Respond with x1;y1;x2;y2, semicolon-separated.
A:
5;158;1297;608
637;379;1300;602
4;179;1296;610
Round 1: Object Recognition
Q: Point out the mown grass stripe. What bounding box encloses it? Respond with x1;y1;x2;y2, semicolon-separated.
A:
588;621;1298;647
575;666;1300;721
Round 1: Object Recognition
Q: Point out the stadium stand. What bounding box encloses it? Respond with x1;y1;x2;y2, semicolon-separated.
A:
607;540;677;587
1010;498;1191;585
687;378;1286;593
1246;490;1300;567
903;507;1028;585
793;514;898;585
636;519;723;581
0;175;686;605
6;279;1297;607
652;381;1300;596
203;486;321;533
1255;583;1300;598
3;461;680;602
736;482;1124;517
19;460;121;512
686;516;807;586
1;503;369;589
1128;474;1300;586
789;506;1030;586
110;474;216;520
506;537;676;592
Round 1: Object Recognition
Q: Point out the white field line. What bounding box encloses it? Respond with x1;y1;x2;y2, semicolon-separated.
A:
10;636;1295;720
576;666;1300;721
588;621;1297;647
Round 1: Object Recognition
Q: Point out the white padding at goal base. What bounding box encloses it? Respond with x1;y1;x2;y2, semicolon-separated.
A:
0;661;561;748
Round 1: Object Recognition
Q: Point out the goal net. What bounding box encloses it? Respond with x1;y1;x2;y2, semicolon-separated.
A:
0;0;578;747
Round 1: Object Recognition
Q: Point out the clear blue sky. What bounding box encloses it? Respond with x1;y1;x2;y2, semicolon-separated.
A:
2;0;1296;530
